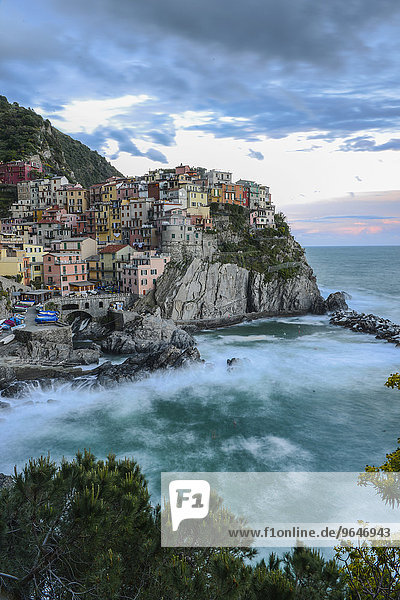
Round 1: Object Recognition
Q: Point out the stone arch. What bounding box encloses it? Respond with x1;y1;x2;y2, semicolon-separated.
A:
62;303;80;311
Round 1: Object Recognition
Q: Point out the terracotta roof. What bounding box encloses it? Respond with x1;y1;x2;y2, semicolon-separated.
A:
99;244;128;253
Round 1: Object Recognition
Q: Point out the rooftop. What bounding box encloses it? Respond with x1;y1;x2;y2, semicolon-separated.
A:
99;244;128;253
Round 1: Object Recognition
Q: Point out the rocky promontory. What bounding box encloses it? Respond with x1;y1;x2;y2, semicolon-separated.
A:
137;208;328;324
0;312;201;397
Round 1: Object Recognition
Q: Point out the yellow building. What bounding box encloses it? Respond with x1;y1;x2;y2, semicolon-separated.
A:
95;201;123;243
95;202;111;243
208;186;222;204
0;247;26;280
184;183;208;209
186;205;211;219
66;186;88;213
101;182;117;203
23;243;44;285
94;182;122;243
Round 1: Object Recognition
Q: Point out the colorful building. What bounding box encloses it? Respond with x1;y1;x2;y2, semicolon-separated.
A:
92;244;134;285
23;243;44;285
0;160;43;185
0;246;28;281
43;252;90;296
122;251;170;296
249;208;276;230
49;237;97;260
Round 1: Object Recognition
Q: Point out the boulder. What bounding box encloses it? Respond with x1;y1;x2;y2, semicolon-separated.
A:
0;365;16;390
94;345;201;386
325;291;349;312
68;348;101;365
101;314;195;355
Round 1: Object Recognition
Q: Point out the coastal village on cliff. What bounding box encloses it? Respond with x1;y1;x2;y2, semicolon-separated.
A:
0;156;343;395
0;160;275;298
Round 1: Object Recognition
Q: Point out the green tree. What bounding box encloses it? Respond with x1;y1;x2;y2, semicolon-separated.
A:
0;451;158;599
274;212;291;236
282;547;346;600
336;374;400;599
0;450;350;600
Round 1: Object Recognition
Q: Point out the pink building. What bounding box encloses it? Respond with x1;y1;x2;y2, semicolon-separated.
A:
122;251;170;296
190;214;213;230
43;252;90;296
42;207;67;221
175;164;191;175
249;209;275;230
0;160;43;185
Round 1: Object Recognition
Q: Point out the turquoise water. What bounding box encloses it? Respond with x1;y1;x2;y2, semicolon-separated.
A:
306;246;400;321
0;247;399;496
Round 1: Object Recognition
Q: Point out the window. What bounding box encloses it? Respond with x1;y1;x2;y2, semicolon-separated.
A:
48;266;52;272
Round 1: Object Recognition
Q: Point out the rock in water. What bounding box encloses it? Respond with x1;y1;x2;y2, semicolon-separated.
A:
330;310;400;345
226;357;251;370
325;291;349;312
101;313;195;354
94;346;201;386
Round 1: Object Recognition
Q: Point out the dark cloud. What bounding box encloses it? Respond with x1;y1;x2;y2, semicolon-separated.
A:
248;149;264;161
47;0;400;68
340;136;400;152
2;0;400;158
76;126;167;164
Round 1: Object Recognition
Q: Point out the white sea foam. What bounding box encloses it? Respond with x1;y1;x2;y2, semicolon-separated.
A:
1;248;400;490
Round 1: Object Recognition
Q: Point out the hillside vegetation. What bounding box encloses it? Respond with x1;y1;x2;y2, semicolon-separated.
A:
209;203;304;281
0;96;123;187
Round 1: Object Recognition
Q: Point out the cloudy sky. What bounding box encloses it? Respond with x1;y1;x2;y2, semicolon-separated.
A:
1;0;400;245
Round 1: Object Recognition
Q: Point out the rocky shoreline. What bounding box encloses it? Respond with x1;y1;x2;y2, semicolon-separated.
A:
0;291;350;400
0;312;202;399
330;310;400;346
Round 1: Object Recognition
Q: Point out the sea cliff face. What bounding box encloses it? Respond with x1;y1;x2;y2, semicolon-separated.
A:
153;255;324;322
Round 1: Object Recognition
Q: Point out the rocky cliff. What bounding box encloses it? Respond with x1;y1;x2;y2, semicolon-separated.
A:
153;255;324;322
147;207;325;322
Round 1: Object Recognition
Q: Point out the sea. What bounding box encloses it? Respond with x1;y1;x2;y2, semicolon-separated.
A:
1;246;400;498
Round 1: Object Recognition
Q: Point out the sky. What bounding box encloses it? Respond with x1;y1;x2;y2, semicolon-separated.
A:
1;0;400;245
